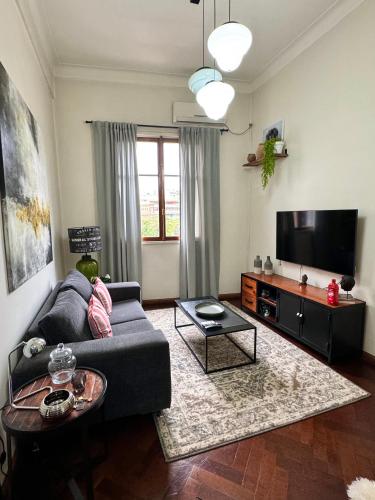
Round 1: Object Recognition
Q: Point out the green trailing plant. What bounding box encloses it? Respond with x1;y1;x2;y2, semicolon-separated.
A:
261;138;276;189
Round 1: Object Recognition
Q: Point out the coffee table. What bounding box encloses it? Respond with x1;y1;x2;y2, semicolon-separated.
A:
174;297;257;374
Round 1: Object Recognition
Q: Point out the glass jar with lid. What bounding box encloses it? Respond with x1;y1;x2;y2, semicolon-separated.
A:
48;343;76;384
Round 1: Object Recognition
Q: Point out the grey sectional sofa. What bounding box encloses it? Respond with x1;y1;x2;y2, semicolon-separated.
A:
12;270;171;420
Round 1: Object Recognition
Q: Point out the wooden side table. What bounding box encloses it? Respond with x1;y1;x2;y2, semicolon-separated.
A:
2;368;107;500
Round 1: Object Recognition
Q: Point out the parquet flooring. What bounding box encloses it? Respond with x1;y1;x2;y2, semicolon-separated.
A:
12;302;375;499
87;304;375;500
88;371;375;500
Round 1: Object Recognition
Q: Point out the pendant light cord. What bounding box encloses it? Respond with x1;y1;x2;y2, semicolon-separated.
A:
229;0;231;22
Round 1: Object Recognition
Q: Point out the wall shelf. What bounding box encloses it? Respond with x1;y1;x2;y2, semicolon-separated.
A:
243;153;288;167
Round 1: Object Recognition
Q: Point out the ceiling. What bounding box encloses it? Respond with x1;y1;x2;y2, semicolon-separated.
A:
36;0;342;82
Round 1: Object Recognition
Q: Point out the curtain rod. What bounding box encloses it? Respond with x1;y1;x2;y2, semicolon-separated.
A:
84;121;229;133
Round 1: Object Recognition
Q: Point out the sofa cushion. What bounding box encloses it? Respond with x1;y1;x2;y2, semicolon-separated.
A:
39;289;92;345
60;269;93;303
25;281;63;341
93;277;112;315
112;319;154;336
110;299;147;325
88;295;112;339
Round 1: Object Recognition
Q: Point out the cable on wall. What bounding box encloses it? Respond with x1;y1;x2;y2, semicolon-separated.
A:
225;122;253;135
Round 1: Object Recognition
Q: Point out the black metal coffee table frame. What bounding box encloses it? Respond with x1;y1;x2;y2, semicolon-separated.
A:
174;297;257;374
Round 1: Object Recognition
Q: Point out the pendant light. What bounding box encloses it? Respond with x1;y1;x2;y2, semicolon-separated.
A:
196;79;234;120
188;0;235;120
207;0;252;72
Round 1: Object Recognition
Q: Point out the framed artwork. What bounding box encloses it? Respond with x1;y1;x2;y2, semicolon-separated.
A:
0;63;53;292
262;120;284;142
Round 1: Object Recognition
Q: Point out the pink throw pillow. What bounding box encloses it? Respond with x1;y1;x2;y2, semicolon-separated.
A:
93;277;112;315
88;295;112;339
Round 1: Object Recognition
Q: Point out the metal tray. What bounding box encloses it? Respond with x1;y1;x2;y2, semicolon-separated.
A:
195;301;225;319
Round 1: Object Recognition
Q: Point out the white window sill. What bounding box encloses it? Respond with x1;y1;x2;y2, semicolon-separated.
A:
142;240;180;246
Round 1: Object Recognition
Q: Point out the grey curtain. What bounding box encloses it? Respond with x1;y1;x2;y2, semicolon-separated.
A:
179;127;220;298
92;121;142;283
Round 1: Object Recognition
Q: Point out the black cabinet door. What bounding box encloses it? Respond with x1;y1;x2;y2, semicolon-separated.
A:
301;300;331;354
278;291;301;338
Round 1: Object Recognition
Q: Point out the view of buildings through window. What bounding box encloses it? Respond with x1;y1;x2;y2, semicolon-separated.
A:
137;138;180;240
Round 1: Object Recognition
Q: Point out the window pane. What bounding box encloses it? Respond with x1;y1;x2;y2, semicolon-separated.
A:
163;142;179;175
164;176;180;237
139;176;159;237
137;141;158;175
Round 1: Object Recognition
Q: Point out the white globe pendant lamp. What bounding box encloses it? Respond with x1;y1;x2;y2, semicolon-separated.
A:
188;0;235;121
196;80;234;120
208;21;252;73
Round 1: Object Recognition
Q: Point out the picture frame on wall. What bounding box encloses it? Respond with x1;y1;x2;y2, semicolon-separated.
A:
0;62;53;292
262;120;284;142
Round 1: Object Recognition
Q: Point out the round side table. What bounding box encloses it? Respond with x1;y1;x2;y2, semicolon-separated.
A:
2;367;107;500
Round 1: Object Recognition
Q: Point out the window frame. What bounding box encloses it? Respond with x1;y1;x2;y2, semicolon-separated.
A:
137;136;180;242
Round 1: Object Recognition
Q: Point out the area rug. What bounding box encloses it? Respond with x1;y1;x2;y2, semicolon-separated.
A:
148;303;370;462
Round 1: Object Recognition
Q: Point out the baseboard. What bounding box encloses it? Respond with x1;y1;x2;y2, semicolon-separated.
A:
142;293;241;309
142;297;177;308
362;351;375;367
219;293;241;301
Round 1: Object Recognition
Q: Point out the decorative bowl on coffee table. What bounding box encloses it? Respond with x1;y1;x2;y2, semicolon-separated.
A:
195;301;225;319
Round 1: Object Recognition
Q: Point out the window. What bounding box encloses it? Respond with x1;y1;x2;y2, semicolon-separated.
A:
137;137;180;241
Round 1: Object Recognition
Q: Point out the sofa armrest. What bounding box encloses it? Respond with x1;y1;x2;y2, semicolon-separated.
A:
12;329;171;419
106;282;141;302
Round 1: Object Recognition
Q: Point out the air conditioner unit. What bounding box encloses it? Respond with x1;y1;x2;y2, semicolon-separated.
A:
172;102;227;128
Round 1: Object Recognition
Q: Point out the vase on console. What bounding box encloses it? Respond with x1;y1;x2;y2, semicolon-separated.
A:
254;255;262;275
264;256;273;276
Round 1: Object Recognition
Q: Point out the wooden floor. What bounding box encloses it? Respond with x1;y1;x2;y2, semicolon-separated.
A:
14;301;375;499
88;302;375;500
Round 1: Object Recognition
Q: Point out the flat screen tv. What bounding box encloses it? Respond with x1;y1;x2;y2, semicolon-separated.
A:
276;210;358;276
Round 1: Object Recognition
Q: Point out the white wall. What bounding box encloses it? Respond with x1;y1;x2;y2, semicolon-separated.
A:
249;0;375;354
0;0;63;458
54;77;251;299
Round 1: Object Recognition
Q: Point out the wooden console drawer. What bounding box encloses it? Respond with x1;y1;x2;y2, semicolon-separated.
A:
242;294;257;312
242;276;257;295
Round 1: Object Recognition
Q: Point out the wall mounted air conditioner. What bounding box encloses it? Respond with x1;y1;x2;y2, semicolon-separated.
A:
172;102;227;128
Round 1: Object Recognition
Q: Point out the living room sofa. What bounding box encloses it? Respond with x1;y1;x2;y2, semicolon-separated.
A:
12;270;171;421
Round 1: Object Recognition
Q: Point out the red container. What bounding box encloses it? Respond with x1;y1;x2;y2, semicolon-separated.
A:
327;279;339;306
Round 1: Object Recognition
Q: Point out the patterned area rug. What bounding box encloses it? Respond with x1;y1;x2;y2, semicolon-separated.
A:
148;303;369;462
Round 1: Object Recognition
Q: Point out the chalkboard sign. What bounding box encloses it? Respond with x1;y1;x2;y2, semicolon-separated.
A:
68;226;102;253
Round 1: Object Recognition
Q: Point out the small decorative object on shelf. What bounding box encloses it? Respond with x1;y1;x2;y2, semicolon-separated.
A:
254;255;262;274
48;343;77;384
255;144;264;161
299;274;308;287
274;139;285;154
68;226;102;281
339;275;355;300
264;256;273;275
247;153;256;163
327;278;339;306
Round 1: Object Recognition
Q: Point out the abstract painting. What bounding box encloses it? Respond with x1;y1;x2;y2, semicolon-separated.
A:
0;63;52;292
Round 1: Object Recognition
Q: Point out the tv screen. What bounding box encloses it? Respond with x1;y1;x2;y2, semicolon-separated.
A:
276;210;358;276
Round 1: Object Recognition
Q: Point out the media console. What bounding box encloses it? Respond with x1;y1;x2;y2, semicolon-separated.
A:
241;272;366;363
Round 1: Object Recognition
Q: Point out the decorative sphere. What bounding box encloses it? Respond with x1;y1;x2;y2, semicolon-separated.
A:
340;275;355;292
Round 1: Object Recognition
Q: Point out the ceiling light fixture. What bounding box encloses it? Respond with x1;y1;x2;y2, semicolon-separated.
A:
207;0;252;72
196;80;234;121
188;0;235;120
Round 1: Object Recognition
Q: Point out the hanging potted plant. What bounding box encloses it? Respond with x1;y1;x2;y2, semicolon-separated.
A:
261;137;276;188
274;137;285;154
